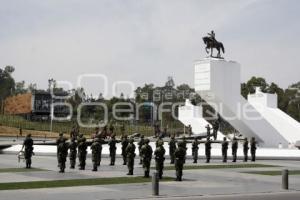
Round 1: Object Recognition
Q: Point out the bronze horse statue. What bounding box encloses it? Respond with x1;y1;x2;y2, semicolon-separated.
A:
202;36;225;58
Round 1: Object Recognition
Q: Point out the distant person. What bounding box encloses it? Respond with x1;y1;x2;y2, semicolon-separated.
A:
192;138;199;163
232;137;238;162
138;135;145;164
205;124;211;138
120;123;126;136
243;138;249;162
57;138;68;173
156;136;163;148
69;137;77;169
21;134;34;168
108;135;117;166
187;125;192;136
205;137;211;163
212;121;219;140
182;136;187;150
121;135;129;165
250;137;257;162
56;133;66;167
109;123;115;137
125;138;136;175
140;138;153;178
168;135;177;164
95;135;103;167
154;140;166;179
221;137;228;162
174;141;186;181
91;138;101;171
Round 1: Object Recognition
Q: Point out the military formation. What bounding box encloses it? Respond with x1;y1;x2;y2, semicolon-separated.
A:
21;126;257;182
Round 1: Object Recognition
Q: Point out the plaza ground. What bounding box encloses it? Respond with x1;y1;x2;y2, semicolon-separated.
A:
0;154;300;199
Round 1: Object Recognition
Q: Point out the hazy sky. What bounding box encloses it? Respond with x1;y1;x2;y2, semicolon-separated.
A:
0;0;299;97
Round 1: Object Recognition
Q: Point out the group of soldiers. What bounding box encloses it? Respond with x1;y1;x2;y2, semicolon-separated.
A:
191;136;257;164
21;131;257;182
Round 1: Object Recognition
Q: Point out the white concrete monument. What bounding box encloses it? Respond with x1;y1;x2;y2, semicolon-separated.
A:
194;57;300;148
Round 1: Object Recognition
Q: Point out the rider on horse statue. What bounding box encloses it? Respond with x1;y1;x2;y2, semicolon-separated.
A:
203;30;225;58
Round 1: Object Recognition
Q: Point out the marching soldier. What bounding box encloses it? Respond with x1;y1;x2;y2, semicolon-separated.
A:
121;135;129;165
140;138;153;178
221;137;228;162
192;138;199;163
108;135;117;165
168;135;177;164
91;138;101;171
69;137;77;169
182;136;187;150
243;138;249;162
21;134;34;168
57;138;68;173
78;134;87;170
232;137;238;162
125;138;136;175
250;137;257;162
174;141;186;181
154;140;166;179
205;137;211;163
56;133;66;167
138;135;145;164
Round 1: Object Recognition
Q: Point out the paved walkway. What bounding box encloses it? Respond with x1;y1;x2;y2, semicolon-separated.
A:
0;154;300;199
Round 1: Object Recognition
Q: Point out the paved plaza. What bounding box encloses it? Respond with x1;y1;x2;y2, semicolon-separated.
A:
0;154;300;199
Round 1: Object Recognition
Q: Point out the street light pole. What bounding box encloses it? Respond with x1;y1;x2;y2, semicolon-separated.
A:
48;78;54;133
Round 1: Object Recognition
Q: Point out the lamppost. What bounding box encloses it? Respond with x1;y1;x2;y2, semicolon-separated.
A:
48;78;55;133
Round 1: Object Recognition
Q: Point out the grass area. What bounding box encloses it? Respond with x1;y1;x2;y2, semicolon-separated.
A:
243;170;300;176
0;114;183;137
160;163;278;171
0;176;173;191
0;168;48;173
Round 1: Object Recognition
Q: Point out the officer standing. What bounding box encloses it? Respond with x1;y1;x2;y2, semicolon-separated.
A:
108;135;117;165
168;135;177;164
69;137;77;169
154;140;166;179
140;138;153;178
232;137;238;162
125;138;136;175
91;138;101;171
192;138;199;163
250;137;257;162
243;138;249;162
56;133;66;167
138;135;145;164
78;134;87;170
21;134;34;168
57;138;68;173
205;137;211;163
121;135;129;165
221;137;228;162
174;141;186;181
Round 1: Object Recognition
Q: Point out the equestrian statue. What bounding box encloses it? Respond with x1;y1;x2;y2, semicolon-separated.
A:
203;30;225;58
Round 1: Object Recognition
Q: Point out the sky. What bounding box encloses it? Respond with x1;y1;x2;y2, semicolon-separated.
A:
0;0;299;98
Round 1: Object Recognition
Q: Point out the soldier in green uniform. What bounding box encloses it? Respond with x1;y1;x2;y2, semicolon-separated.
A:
21;134;34;168
232;137;238;162
138;135;145;164
121;135;129;165
108;135;117;165
174;141;186;181
205;137;211;163
154;140;166;179
56;133;66;167
57;138;68;173
140;138;153;178
78;134;87;170
168;135;177;164
95;135;103;166
91;138;101;171
243;138;249;162
250;137;257;162
125;138;136;175
192;138;199;163
221;137;228;163
155;136;163;147
69;137;77;169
